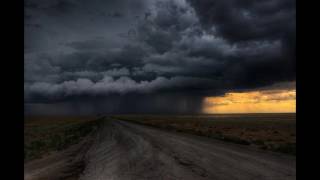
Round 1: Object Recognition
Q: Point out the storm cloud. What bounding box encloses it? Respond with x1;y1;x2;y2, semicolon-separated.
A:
24;0;295;114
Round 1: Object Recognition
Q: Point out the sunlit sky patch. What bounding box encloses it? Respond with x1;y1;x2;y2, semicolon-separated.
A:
203;89;296;114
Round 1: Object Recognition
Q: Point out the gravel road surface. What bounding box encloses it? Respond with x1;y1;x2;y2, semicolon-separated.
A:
79;120;296;180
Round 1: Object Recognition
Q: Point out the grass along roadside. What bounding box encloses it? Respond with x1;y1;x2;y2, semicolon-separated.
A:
24;116;105;162
113;114;296;156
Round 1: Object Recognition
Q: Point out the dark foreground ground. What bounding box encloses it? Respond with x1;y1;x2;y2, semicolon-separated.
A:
25;117;296;180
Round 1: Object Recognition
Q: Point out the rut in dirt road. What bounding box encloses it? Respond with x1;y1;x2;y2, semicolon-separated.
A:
79;120;296;180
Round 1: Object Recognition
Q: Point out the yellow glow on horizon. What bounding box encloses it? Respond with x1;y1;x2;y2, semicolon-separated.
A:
203;90;296;114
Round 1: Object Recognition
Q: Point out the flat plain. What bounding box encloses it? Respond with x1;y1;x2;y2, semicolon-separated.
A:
113;113;296;155
24;114;296;180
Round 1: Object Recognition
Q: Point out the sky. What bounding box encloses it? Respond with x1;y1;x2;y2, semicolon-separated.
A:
24;0;296;115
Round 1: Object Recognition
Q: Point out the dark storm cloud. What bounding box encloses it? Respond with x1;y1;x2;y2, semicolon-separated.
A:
184;0;296;88
186;0;295;42
107;12;126;18
24;0;295;114
65;39;114;51
52;44;147;72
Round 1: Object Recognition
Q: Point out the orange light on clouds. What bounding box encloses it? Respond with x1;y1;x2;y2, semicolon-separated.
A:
203;90;296;114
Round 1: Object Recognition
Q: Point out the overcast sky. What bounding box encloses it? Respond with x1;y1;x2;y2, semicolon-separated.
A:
24;0;296;115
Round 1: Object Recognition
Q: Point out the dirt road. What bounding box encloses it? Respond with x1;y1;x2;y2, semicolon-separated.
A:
78;120;295;180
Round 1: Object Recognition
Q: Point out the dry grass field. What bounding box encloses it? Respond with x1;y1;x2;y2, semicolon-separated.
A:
113;113;296;155
24;116;104;162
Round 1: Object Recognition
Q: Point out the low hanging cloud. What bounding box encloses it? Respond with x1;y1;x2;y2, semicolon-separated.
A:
25;76;214;102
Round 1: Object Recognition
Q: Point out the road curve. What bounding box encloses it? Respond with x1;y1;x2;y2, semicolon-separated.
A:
79;120;296;180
